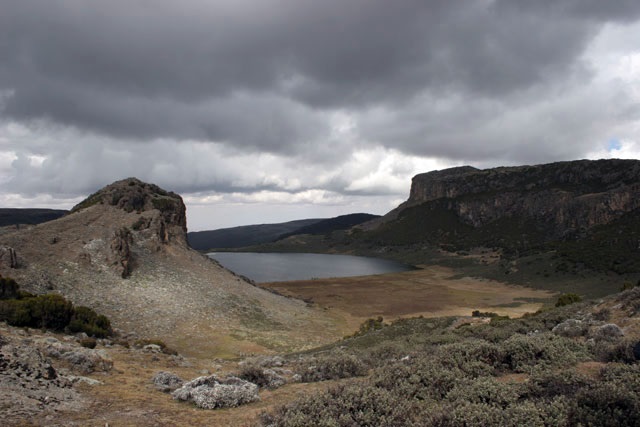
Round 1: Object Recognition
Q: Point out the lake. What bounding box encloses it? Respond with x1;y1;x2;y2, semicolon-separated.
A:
207;252;414;283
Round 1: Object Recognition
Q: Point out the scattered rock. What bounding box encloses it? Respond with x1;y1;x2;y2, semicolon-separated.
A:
0;339;81;419
152;371;183;392
38;338;113;374
143;344;163;353
61;349;113;374
67;375;103;386
172;375;259;409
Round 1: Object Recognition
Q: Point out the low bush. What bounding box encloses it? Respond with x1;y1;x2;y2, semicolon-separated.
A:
501;333;588;372
555;293;581;307
349;316;385;338
259;383;413;427
0;278;112;336
68;306;112;338
0;294;73;330
79;337;97;349
297;352;368;382
0;276;19;300
237;364;285;389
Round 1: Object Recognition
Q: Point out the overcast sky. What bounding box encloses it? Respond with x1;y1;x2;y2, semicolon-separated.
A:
1;1;639;231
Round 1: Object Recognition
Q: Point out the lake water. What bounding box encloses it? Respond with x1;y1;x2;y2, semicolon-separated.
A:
207;252;414;283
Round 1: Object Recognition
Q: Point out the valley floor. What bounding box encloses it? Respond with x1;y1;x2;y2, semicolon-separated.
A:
260;265;555;334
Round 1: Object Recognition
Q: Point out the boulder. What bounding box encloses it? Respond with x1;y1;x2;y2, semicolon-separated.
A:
152;371;183;392
172;375;259;409
39;338;113;374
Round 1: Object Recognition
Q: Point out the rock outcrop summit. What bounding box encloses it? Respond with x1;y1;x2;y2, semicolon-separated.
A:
0;178;336;356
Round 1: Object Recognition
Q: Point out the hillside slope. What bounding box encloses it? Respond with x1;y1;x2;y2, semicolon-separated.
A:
277;213;380;240
0;208;67;227
187;218;323;250
0;178;339;357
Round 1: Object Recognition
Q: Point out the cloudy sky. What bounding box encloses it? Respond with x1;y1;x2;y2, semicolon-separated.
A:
1;1;639;231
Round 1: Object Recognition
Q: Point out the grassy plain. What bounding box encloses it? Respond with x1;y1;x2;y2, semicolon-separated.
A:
260;265;556;334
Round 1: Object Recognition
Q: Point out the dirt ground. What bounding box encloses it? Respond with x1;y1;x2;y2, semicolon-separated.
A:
260;265;556;333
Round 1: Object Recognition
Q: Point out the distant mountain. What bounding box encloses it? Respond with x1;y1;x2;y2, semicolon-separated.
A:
362;159;640;271
187;219;323;250
278;213;380;240
0;208;68;227
257;160;640;277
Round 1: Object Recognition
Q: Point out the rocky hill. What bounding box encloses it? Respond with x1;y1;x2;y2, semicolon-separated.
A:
361;159;640;269
0;178;338;357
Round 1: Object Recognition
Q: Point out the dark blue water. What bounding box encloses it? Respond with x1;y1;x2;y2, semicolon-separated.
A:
208;252;413;283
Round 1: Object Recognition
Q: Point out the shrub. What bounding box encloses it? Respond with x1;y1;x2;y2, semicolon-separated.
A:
237;364;285;389
349;316;385;338
569;383;640;427
0;277;19;300
472;310;499;318
501;333;587;372
526;368;589;399
260;383;412;427
297;352;368;382
621;281;637;291
446;377;522;408
555;293;581;307
79;337;97;349
152;197;175;212
0;294;74;330
68;306;112;338
435;340;504;375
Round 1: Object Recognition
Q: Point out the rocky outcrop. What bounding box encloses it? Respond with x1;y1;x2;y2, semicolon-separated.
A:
152;371;184;392
0;333;81;419
0;246;17;269
72;177;187;245
406;160;640;236
109;227;133;278
172;375;260;409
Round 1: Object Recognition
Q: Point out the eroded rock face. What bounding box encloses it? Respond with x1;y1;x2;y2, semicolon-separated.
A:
109;227;133;278
172;375;259;409
408;159;640;236
0;245;18;268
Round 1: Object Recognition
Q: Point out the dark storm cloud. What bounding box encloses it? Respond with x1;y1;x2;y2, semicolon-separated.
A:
2;0;639;143
1;0;640;203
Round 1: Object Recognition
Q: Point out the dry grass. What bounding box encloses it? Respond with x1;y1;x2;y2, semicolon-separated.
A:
48;345;341;427
261;265;556;334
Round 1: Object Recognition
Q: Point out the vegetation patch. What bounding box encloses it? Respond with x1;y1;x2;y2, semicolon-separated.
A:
261;290;640;426
0;277;112;336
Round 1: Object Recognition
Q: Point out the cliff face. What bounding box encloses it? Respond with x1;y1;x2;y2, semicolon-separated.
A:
407;159;640;236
